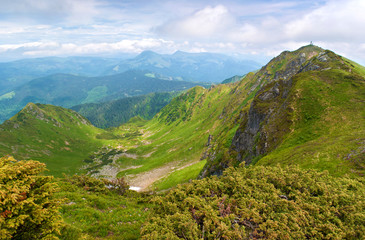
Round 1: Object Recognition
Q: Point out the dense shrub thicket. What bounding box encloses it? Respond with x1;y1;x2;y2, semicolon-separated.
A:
0;156;63;240
141;164;365;239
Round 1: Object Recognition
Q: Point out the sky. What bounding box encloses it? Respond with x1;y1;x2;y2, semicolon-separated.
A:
0;0;364;65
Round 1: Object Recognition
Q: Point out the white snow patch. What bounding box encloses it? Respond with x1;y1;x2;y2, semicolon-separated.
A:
129;186;141;191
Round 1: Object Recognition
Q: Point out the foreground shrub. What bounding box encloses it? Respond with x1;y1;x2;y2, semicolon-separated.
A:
63;174;109;193
0;156;63;240
104;177;129;195
63;174;129;195
141;164;365;239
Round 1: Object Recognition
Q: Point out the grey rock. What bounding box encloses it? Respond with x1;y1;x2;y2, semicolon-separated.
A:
317;52;329;62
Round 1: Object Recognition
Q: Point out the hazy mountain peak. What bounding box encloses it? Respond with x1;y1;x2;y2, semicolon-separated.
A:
136;50;160;58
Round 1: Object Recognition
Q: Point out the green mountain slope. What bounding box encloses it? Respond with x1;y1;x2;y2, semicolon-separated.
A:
202;45;365;177
0;103;109;176
71;92;179;129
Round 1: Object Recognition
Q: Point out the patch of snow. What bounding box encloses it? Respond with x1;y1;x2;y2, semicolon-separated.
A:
129;186;141;191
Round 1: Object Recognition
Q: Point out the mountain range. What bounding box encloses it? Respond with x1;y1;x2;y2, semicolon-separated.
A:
0;45;363;188
0;51;259;124
106;50;261;83
0;51;260;94
0;70;208;123
0;56;122;93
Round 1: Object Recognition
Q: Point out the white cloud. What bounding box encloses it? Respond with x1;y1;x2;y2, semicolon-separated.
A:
285;0;365;42
0;0;364;65
0;39;176;58
0;0;99;24
0;42;50;52
156;5;236;39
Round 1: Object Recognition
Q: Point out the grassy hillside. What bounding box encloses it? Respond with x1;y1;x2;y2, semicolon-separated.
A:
0;103;111;177
256;66;364;176
71;92;179;128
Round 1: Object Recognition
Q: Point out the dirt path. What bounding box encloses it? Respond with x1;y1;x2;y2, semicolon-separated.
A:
92;165;142;179
127;160;199;192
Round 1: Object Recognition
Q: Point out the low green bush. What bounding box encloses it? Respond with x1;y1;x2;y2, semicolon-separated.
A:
142;164;365;239
0;156;63;240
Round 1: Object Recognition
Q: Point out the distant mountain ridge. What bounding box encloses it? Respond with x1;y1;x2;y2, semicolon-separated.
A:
0;50;258;123
0;51;260;95
107;50;261;83
0;70;207;123
0;56;122;94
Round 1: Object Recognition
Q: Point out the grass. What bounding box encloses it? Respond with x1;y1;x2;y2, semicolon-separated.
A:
0;72;260;189
56;179;152;240
122;47;365;183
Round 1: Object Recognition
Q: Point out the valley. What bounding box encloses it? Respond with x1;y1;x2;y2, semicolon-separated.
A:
1;45;364;239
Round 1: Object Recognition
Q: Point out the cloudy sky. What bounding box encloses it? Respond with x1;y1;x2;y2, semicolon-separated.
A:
0;0;364;65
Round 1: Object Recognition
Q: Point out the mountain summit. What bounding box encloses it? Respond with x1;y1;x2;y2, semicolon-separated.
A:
201;45;365;177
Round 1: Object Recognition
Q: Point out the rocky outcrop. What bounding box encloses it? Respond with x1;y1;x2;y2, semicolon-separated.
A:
229;46;337;165
200;134;213;160
231;78;293;164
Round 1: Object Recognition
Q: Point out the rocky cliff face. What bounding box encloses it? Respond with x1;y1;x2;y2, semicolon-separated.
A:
231;78;292;164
